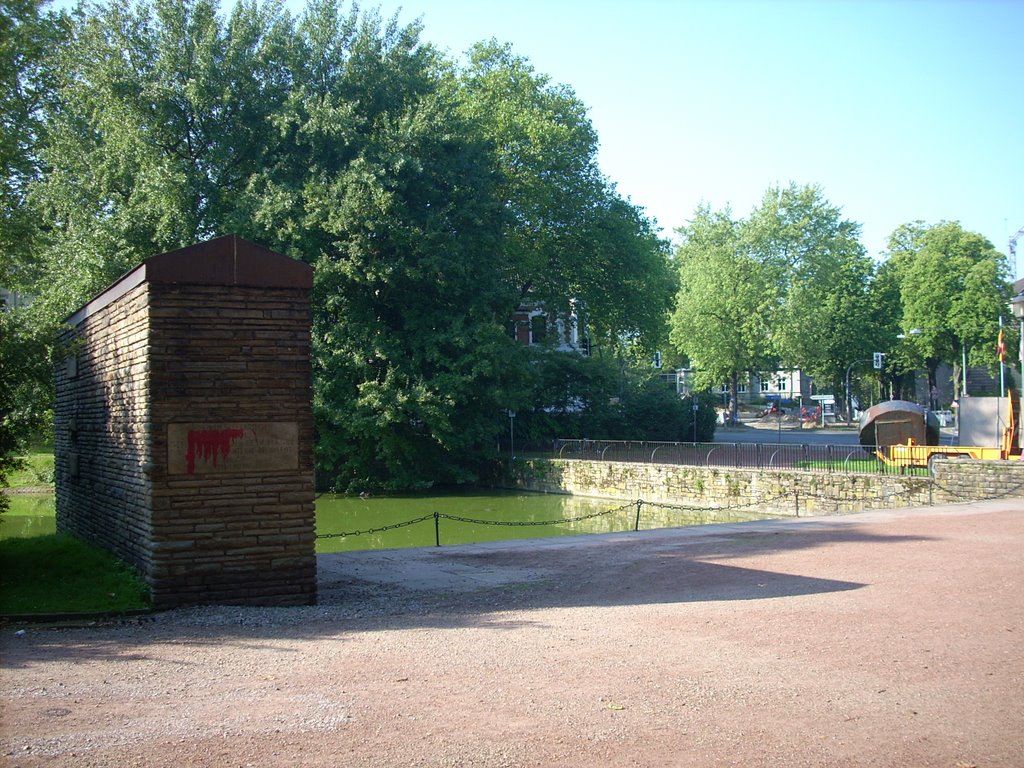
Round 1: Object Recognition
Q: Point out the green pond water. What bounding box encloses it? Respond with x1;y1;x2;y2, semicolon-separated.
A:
0;491;773;550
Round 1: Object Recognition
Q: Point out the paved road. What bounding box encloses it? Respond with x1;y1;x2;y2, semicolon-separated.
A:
716;422;959;446
716;424;860;445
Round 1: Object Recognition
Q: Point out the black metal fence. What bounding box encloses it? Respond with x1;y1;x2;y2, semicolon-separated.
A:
551;438;920;476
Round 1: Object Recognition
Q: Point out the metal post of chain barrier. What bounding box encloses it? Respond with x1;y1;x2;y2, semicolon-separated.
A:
434;511;440;547
795;490;799;517
635;499;643;531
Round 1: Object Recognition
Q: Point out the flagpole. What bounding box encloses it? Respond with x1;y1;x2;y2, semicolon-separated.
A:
998;318;1007;451
1000;317;1006;398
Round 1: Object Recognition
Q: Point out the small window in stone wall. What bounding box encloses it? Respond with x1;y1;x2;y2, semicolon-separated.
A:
67;416;79;478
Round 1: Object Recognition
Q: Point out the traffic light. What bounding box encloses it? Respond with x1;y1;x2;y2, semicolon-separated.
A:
653;351;662;369
873;352;883;369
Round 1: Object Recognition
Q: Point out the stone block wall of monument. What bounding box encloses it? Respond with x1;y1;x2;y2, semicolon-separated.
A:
55;235;317;607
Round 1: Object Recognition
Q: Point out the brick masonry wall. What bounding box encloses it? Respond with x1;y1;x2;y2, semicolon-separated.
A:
56;248;316;608
515;458;1024;515
55;284;154;573
146;284;316;607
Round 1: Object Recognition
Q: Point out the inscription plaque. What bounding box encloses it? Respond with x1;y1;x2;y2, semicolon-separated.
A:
167;422;299;475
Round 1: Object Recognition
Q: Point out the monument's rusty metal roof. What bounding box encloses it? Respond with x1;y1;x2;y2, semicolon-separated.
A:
66;235;312;327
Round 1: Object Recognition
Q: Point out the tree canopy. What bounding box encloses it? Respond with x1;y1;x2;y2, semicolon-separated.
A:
1;0;67;288
886;220;1011;405
4;0;674;491
670;204;774;422
670;187;1012;415
670;184;875;419
744;183;875;392
457;40;674;354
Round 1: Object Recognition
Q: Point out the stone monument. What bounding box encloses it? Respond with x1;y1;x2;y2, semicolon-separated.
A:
55;235;316;607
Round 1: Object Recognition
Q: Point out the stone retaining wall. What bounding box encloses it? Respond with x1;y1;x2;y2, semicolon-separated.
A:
515;457;1024;515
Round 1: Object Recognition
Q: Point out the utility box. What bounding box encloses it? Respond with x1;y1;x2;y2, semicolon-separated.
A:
958;397;1012;449
55;235;316;607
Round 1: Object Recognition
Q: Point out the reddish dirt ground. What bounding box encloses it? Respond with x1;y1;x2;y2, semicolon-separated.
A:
2;500;1023;767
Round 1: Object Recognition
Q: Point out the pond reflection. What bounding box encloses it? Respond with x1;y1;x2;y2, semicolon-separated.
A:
0;490;773;550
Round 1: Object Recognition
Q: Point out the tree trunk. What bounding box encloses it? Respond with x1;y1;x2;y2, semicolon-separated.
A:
729;370;740;425
926;358;939;411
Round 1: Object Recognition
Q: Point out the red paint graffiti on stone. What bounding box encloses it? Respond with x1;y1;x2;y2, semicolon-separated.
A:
186;428;246;474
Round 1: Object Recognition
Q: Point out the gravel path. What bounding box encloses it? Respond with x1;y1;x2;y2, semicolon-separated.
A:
2;499;1023;767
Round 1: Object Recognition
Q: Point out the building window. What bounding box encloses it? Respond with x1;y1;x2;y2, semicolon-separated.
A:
760;379;770;392
530;315;546;344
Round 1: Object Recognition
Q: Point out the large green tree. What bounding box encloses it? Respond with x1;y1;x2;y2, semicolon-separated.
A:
1;0;68;288
457;41;674;356
1;0;68;494
887;221;1011;406
15;0;673;490
744;183;875;397
272;7;516;491
28;0;518;491
670;185;876;420
30;0;295;323
669;204;775;424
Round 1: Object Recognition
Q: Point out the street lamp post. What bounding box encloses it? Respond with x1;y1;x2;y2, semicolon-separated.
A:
845;363;855;426
508;410;516;463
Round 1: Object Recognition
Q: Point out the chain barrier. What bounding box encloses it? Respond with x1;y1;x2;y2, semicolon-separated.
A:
641;492;793;514
314;473;1023;546
437;501;634;528
315;513;436;540
314;504;636;543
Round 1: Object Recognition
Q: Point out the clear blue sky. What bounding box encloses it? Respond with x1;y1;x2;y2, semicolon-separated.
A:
356;0;1023;271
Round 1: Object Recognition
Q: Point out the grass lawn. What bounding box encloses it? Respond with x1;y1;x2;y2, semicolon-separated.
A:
7;444;55;488
0;533;150;615
794;458;929;476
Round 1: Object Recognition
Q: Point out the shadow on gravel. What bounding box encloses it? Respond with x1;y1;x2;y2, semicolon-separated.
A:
0;520;933;667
